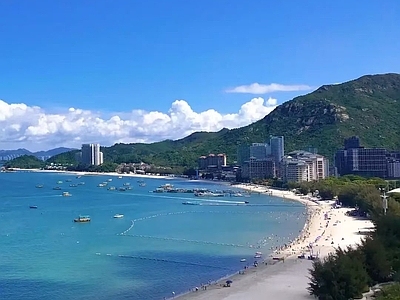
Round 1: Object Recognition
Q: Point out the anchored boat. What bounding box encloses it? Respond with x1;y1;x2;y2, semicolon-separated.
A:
74;215;91;223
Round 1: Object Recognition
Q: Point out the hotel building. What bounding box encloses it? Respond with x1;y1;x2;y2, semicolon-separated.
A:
334;136;397;178
81;143;103;166
282;151;329;183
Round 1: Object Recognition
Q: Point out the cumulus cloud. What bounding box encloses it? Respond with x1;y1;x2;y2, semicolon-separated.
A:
225;83;312;94
0;97;278;151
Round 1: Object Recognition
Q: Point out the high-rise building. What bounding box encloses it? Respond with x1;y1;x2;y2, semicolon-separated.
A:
281;151;329;183
81;144;103;166
335;137;388;178
250;143;271;160
270;136;285;165
237;145;250;166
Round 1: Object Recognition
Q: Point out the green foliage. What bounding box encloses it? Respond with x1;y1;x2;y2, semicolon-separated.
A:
308;176;400;300
308;247;369;300
46;150;80;165
49;74;400;168
375;283;400;300
5;155;45;169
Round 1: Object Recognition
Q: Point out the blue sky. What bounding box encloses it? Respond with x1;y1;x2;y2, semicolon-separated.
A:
0;0;399;150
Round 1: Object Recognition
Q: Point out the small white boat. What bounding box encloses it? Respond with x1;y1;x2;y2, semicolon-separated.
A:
254;255;262;259
62;192;72;197
240;258;246;262
113;214;124;218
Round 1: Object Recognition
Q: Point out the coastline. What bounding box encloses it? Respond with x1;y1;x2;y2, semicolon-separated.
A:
5;170;375;299
7;168;173;180
176;184;375;300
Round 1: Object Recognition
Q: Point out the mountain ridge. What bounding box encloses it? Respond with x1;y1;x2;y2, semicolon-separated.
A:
46;72;400;167
0;147;76;160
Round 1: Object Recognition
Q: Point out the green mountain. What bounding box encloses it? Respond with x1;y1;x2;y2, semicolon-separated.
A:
50;73;400;168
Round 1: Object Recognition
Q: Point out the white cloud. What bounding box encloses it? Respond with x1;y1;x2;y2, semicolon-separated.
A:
0;97;278;151
225;83;312;94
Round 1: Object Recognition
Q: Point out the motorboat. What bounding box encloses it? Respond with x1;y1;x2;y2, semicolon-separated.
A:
57;180;63;184
240;258;246;262
69;184;78;187
108;186;116;191
53;186;62;190
35;184;44;188
113;214;124;218
139;183;146;187
74;215;91;223
62;191;72;197
107;179;112;182
29;205;38;209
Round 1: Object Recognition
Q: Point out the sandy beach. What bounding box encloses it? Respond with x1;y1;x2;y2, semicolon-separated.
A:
7;170;374;299
177;184;374;300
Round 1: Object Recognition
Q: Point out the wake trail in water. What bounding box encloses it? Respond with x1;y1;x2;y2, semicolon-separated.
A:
122;234;246;248
95;253;236;271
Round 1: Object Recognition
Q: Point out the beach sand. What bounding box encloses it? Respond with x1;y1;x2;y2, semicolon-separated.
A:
177;184;374;300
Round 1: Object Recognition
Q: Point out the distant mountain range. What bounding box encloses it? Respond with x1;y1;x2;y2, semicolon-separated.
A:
0;147;76;161
48;73;400;168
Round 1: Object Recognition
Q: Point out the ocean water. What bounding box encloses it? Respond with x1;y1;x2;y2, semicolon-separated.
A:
0;172;306;300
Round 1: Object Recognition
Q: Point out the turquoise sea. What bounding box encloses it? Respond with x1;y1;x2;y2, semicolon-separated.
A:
0;172;306;300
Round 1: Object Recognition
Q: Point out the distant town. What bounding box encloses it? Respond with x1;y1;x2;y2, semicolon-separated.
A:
3;135;400;184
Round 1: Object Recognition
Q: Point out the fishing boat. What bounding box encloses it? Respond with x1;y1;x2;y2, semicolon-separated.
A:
113;214;124;218
74;215;91;223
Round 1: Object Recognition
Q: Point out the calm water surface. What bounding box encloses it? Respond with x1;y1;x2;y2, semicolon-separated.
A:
0;172;306;300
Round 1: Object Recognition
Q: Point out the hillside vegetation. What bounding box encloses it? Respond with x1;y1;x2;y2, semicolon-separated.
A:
49;73;400;168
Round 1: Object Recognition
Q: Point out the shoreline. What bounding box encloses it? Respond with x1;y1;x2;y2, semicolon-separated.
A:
175;184;375;300
3;170;374;299
5;168;174;180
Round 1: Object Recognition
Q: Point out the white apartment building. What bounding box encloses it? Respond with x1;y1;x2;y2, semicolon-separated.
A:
81;143;103;166
282;151;329;183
